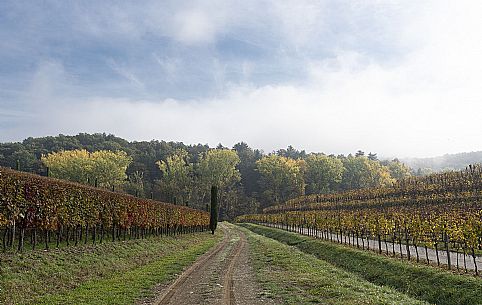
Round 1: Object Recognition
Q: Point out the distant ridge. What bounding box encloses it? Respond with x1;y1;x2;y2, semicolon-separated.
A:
403;151;482;172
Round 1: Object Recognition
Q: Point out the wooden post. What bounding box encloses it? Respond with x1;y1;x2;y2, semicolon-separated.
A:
472;248;478;276
445;233;451;270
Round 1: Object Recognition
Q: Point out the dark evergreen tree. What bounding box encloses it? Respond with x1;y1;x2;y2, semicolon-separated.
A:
209;185;218;234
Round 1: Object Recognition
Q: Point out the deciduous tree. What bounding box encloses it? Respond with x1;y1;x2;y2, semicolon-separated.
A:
305;154;344;194
41;149;132;187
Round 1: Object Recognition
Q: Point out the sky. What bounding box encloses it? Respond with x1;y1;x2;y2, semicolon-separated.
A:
0;1;481;158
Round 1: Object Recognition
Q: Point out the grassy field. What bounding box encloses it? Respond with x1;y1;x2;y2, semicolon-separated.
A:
240;223;482;305
239;225;426;305
0;231;220;305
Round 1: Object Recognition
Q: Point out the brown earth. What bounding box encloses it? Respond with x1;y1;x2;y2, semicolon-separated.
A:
143;223;279;305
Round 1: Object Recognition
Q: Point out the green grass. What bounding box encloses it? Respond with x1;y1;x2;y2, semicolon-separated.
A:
238;225;426;305
0;231;220;305
240;223;482;305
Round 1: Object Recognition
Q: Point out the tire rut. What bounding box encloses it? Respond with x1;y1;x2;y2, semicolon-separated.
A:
150;223;277;305
222;230;246;305
152;227;230;305
152;223;243;305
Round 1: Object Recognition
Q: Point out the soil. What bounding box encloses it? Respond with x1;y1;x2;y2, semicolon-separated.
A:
143;223;279;305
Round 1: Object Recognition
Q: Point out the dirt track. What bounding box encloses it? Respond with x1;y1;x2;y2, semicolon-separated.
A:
150;223;277;305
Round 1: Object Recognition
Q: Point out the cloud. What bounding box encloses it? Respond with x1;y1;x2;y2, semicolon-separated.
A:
1;1;482;158
26;61;69;103
107;59;145;89
26;52;482;158
172;9;218;45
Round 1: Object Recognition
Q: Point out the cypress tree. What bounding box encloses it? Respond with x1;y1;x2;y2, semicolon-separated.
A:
209;185;218;234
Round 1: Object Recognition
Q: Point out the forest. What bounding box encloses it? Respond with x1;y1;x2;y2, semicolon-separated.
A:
1;133;413;219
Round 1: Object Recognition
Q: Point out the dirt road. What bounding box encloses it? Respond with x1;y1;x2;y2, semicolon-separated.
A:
150;223;277;305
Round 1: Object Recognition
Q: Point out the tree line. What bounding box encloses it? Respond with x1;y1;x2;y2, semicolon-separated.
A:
0;133;412;219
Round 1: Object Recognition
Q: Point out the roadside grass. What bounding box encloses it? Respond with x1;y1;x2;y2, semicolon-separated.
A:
237;225;426;305
0;231;220;305
240;223;482;305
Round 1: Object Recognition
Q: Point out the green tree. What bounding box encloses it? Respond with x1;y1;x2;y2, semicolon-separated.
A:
341;156;394;189
233;142;262;197
256;155;306;205
197;149;241;194
90;150;133;188
386;159;412;180
41;149;132;187
305;154;344;194
197;149;241;218
156;149;193;204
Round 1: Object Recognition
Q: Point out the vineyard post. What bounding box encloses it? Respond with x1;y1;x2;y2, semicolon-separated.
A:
356;229;359;248
456;248;459;271
462;244;467;273
425;245;429;264
10;220;16;250
414;239;419;263
445;232;451;270
405;228;411;261
472;248;478;276
435;242;440;266
377;233;382;254
384;235;389;256
392;231;396;256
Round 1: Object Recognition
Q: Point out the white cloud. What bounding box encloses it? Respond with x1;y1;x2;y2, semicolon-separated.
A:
172;10;218;45
2;1;482;158
107;59;145;89
27;61;68;104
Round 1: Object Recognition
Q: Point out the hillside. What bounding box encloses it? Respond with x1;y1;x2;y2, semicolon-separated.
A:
403;151;482;172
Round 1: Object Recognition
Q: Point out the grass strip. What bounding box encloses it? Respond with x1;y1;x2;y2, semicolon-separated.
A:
240;223;482;305
0;232;220;305
238;225;425;305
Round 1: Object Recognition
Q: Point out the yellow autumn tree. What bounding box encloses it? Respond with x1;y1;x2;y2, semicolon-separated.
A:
41;149;132;187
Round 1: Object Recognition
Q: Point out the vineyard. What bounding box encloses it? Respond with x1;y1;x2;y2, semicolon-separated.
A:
0;167;210;252
238;165;482;275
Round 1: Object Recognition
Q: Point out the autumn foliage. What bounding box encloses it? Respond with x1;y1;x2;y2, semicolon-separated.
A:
0;166;209;250
238;164;482;267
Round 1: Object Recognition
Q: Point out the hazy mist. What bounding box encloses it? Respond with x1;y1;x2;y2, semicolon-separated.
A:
1;1;481;158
